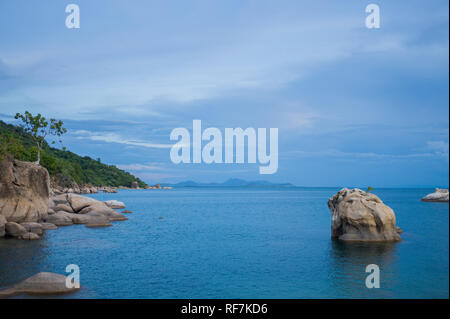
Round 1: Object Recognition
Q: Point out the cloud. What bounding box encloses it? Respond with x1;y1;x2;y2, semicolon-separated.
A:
427;141;449;158
290;148;446;160
73;130;173;149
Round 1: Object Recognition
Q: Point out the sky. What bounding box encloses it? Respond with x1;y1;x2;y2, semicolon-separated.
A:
0;0;448;187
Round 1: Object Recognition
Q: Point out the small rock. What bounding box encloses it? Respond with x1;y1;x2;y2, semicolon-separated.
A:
45;212;73;226
104;200;126;209
5;222;27;237
421;188;449;202
20;222;43;235
21;232;40;240
40;222;58;230
0;272;80;297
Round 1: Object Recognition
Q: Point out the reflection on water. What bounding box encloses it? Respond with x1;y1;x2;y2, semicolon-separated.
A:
0;238;50;288
328;240;398;298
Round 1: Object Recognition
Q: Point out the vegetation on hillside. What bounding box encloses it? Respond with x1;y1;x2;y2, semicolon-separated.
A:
0;120;147;188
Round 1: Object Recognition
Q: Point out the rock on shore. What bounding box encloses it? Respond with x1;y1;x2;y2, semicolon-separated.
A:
0;272;80;297
421;188;449;202
327;188;402;242
0;156;50;223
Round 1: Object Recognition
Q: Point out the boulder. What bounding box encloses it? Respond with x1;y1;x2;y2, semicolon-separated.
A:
421;188;449;202
66;194;97;212
53;203;74;213
45;212;73;226
51;194;69;206
20;222;43;235
40;222;58;230
78;202;127;221
0;272;80;297
327;188;402;242
47;208;56;215
5;222;27;237
85;212;112;228
21;232;40;240
0;156;50;222
0;215;6;237
104;200;126;209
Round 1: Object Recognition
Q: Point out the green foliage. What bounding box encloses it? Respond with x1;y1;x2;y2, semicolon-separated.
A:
14;111;67;163
367;186;374;193
0;120;147;188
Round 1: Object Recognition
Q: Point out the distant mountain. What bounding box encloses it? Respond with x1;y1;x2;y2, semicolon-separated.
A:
169;178;295;188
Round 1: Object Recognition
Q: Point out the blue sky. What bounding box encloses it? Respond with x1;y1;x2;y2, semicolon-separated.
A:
0;0;448;187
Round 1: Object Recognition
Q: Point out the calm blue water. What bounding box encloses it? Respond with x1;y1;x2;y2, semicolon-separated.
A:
0;188;448;298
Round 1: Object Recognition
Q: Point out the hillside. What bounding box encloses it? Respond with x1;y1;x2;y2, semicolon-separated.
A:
0;120;147;188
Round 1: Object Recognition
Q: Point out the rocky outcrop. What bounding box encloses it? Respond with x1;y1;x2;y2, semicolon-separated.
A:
0;272;80;297
327;188;402;242
104;200;126;209
0;156;50;223
421;188;449;202
1;155;128;240
47;193;127;225
52;184;117;195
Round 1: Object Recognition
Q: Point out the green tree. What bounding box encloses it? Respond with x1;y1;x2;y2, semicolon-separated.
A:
367;186;374;193
14;111;67;165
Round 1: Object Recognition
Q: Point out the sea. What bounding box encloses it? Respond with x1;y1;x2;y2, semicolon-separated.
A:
0;187;448;298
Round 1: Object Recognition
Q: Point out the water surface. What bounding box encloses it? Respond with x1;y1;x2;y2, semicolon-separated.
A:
0;188;448;298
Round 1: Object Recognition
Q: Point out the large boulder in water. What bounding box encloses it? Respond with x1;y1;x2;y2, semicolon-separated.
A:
0;272;80;297
0;156;50;222
327;188;402;242
421;188;449;202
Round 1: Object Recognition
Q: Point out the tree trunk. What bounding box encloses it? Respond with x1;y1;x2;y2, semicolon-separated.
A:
35;145;41;165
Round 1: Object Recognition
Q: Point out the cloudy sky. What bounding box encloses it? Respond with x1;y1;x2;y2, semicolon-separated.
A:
0;0;448;187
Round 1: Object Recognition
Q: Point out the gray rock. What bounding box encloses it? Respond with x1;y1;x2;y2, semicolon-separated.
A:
0;215;6;237
79;202;128;221
0;156;50;223
0;272;80;297
45;212;73;226
421;188;449;202
104;200;126;209
66;194;98;212
53;203;74;213
5;222;27;237
21;232;40;240
328;188;402;242
47;208;56;215
40;222;58;230
20;222;43;235
51;194;68;206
